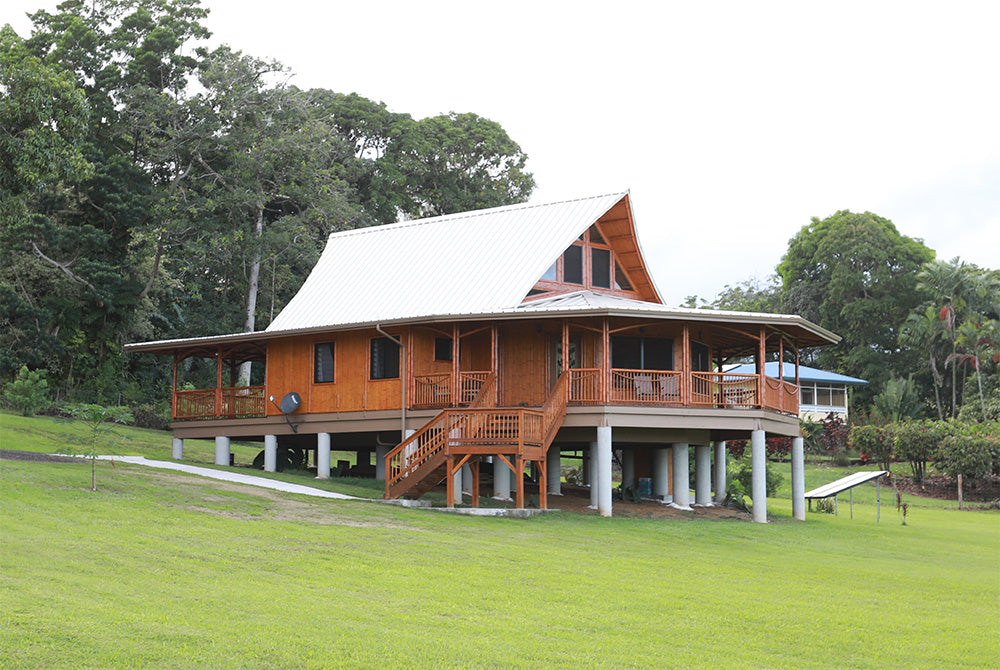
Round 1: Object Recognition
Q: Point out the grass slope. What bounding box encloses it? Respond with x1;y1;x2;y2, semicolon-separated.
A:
1;412;998;668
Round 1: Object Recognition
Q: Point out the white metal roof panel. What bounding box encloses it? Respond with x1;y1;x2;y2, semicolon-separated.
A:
804;470;888;499
265;192;631;333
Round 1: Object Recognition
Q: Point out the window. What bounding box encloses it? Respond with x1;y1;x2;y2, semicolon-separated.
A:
591;248;611;288
314;342;335;383
611;336;673;370
370;337;400;379
563;245;583;284
691;342;710;372
800;385;815;405
588;224;606;244
434;337;452;361
614;261;632;290
541;261;558;281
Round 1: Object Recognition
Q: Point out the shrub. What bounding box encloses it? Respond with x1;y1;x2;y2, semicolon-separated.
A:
3;366;51;416
932;421;1000;481
849;423;894;471
729;452;783;498
893;420;946;484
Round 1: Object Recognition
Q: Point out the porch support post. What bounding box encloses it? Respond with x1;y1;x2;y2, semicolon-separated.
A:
757;326;766;408
171;355;178;420
514;456;525;509
546;446;561;495
493;456;512;500
588;441;599;509
491;324;499;404
681;325;691;405
653;447;671;502
751;429;767;522
621;449;635;492
791;436;805;520
171;437;183;460
672;443;691;509
264;435;277;473
561;320;569;375
714;441;727;503
470;459;480;507
597;426;613;517
694;444;711;505
375;445;389;480
316;432;331;479
452;323;460;405
602;317;610;403
214;435;230;466
215;347;223;418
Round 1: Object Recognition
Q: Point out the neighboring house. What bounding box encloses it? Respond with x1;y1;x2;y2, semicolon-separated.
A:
125;192;840;521
727;362;868;421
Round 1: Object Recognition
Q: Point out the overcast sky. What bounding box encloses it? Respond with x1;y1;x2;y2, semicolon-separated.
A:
6;0;999;305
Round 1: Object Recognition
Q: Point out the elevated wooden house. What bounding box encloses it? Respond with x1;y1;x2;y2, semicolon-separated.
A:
126;192;839;521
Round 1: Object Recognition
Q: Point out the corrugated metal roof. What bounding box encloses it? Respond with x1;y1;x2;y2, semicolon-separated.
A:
728;362;868;385
265;192;634;333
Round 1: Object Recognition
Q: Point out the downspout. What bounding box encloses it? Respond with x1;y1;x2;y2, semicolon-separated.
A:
376;325;407;438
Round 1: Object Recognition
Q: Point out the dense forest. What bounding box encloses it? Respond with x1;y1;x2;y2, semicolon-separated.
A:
2;0;998;433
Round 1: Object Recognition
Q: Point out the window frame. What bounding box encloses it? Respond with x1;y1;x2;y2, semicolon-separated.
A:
370;337;401;380
313;341;336;384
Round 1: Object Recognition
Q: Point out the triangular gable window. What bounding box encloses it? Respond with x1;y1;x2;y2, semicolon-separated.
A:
530;224;637;297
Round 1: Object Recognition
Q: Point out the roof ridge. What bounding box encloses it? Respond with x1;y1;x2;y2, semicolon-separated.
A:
326;191;628;240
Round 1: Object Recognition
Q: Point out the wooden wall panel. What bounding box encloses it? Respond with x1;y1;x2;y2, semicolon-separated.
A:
500;323;548;406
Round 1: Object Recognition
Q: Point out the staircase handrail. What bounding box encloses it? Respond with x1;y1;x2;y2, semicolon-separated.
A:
539;372;569;450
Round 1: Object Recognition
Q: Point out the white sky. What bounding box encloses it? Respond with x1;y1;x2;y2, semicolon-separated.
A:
6;0;999;305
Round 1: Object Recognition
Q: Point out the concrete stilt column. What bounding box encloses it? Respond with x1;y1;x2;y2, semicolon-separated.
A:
751;429;767;523
653;447;671;502
214;436;230;466
375;445;389;480
597;426;613;517
714;441;727;503
316;433;331;479
671;443;690;509
621;449;635;492
547;447;562;495
264;435;277;473
695;444;711;505
171;438;184;460
791;436;805;521
462;463;473;495
493;457;512;500
588;441;599;509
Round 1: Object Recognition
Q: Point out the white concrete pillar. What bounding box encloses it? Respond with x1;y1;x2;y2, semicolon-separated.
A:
621;449;635;492
375;445;389;480
751;429;767;523
672;443;690;509
453;467;464;501
695;444;711;505
547;447;562;495
653;447;671;502
316;432;331;479
264;435;277;472
597;426;613;517
214;436;230;466
791;436;805;521
462;463;473;495
402;428;416;468
588;441;599;508
493;457;512;500
714;441;727;503
171;437;183;460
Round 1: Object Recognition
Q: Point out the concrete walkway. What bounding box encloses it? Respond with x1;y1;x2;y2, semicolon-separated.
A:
87;455;361;500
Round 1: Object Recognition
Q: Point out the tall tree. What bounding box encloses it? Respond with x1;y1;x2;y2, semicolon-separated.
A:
777;210;934;407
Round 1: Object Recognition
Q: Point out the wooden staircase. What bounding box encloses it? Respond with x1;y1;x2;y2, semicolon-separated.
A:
384;373;569;507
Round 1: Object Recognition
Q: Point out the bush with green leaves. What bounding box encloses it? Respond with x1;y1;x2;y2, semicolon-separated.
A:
2;366;51;416
726;452;783;512
932;421;1000;481
893;420;947;484
849;423;894;471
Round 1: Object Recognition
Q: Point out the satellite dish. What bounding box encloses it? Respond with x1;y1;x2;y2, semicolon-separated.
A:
279;392;301;414
269;391;302;433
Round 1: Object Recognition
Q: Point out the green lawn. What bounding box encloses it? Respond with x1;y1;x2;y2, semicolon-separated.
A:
2;411;999;668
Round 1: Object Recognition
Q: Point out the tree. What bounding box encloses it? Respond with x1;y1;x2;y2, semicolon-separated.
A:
777;210;934;408
64;403;133;491
710;275;783;313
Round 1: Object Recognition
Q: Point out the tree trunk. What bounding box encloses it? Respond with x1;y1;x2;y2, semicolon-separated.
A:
238;201;264;385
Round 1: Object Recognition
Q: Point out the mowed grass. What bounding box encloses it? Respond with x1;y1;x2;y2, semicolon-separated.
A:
2;412;999;668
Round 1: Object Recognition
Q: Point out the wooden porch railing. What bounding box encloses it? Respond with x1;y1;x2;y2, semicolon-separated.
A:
174;386;265;420
568;368;602;404
412;370;493;408
763;376;799;414
609;369;682;405
690;372;758;408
